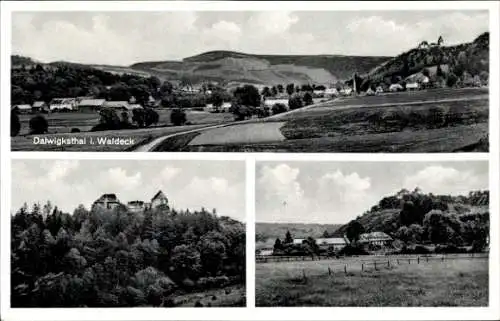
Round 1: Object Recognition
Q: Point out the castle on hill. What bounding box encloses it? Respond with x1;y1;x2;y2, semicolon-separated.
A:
91;190;169;212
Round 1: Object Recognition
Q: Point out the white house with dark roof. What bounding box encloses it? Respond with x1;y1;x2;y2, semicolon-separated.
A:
102;101;131;111
359;232;393;246
293;237;347;251
50;98;77;111
92;194;122;210
78;99;106;112
12;104;32;114
32;101;49;112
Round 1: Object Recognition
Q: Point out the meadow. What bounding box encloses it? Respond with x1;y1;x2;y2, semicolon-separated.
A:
255;255;488;307
12;109;234;151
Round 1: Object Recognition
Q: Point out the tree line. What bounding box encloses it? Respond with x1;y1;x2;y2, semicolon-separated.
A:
11;202;245;307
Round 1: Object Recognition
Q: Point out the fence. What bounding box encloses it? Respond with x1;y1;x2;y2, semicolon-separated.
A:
284;253;488;282
256;252;488;264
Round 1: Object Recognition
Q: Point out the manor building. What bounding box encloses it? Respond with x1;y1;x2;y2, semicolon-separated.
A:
92;190;169;212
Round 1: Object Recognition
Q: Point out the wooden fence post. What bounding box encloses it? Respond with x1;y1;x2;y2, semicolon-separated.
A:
328;266;331;276
344;264;347;275
397;259;400;265
442;256;444;262
374;261;377;270
417;256;420;264
387;260;390;267
408;258;411;264
426;256;429;263
302;269;307;282
362;263;364;272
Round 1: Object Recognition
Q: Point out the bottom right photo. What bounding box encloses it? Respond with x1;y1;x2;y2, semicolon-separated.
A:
255;161;489;307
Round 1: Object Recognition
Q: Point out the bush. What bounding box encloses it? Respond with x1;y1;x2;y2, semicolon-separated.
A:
144;108;159;127
29;115;49;134
11;111;21;137
271;103;287;115
70;128;81;133
170;108;187;126
338;244;368;256
288;95;303;110
303;92;313;106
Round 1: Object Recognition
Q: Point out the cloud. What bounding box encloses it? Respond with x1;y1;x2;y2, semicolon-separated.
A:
247;11;299;35
46;160;80;182
403;165;482;195
317;170;371;204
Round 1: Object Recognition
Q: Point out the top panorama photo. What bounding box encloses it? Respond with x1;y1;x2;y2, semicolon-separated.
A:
10;10;489;152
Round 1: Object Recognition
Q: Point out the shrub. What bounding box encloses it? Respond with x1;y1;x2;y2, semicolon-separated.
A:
70;128;80;133
288;95;303;110
271;103;287;115
11;111;21;137
29;115;49;134
338;244;368;256
303;92;313;106
170;108;187;126
144;108;159;127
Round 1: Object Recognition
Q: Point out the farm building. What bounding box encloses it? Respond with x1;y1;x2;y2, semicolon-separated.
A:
205;102;232;112
50;98;77;111
92;194;122;211
263;98;289;109
339;87;353;96
102;101;132;111
313;90;325;97
389;84;404;92
78;99;106;112
376;86;384;94
406;82;419;90
365;88;375;96
151;190;169;209
359;232;393;246
32;101;49;113
293;237;347;251
12;104;32;114
128;103;144;110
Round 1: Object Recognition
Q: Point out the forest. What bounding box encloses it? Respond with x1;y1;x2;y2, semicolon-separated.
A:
11;202;245;307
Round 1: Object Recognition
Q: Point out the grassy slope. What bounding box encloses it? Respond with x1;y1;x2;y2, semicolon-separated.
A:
174;284;245;307
256;257;488;307
131;51;390;84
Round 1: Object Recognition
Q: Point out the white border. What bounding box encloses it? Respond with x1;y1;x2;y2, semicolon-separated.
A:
1;1;499;321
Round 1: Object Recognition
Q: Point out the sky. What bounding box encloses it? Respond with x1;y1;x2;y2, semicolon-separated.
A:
12;159;246;221
256;161;489;224
11;10;489;65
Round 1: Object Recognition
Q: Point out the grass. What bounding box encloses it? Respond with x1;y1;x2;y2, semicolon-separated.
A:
255;256;488;307
12;109;234;151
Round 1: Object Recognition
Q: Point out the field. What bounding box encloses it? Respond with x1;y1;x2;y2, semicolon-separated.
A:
12;109;234;151
255;255;488;307
173;284;245;307
178;88;489;153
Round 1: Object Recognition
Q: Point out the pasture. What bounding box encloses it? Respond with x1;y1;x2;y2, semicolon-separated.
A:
182;88;489;153
174;284;245;307
12;109;234;151
255;255;488;307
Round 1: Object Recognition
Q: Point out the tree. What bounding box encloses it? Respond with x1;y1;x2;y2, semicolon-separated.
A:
170;245;202;280
144;108;159;127
170;108;186;126
322;230;330;238
271;103;287;115
277;84;284;94
303;92;313;106
11;110;21;137
271;86;278;96
93;108;120;131
446;72;459;87
211;91;224;111
273;238;283;252
286;83;295;96
284;230;293;244
233;85;261;107
345;221;365;243
29;115;49;134
288;95;303;110
261;86;272;98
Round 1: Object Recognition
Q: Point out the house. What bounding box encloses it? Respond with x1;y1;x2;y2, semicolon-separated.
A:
339;87;353;96
359;232;393;246
324;88;339;97
365;88;375;96
389;83;403;92
102;101;131;111
263;98;289;109
32;101;49;113
205;102;232;112
406;82;419;91
78;99;106;113
313;90;325;97
293;237;347;251
151;190;169;209
128;103;143;110
127;200;145;213
12;104;32;114
50;98;77;111
375;86;384;94
92;194;121;210
256;248;274;256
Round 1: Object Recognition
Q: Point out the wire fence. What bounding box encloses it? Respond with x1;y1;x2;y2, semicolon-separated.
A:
274;253;489;282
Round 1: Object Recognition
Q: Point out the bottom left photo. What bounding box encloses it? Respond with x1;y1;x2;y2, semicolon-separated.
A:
10;159;246;308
